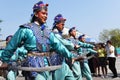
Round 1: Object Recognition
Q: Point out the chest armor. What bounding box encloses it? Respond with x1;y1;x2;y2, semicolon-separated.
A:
25;23;51;52
68;38;78;45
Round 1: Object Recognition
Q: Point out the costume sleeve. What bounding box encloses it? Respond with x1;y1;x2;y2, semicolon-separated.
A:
0;49;4;58
54;34;75;51
1;27;28;62
77;48;82;55
16;46;27;60
87;48;97;54
49;32;74;59
78;41;94;48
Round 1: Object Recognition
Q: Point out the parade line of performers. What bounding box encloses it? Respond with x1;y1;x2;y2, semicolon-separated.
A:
0;1;101;80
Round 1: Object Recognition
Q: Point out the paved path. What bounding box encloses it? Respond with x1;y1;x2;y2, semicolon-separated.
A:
83;57;120;80
0;57;120;80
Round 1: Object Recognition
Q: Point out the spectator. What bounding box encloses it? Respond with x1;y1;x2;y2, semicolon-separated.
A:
97;43;107;78
105;40;118;78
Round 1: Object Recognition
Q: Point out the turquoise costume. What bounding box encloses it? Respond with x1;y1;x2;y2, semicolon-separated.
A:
50;29;75;80
67;37;82;80
7;46;27;80
77;41;97;80
51;14;80;80
0;49;4;57
1;23;51;80
10;46;27;61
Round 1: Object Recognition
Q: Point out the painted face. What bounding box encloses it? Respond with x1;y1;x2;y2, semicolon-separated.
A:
56;22;65;31
35;9;48;24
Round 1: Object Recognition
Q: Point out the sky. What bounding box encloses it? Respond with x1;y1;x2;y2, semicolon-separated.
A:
0;0;120;42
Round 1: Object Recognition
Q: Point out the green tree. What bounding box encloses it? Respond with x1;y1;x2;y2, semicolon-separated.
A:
0;20;2;32
99;29;110;42
0;20;2;23
99;28;120;47
110;29;120;47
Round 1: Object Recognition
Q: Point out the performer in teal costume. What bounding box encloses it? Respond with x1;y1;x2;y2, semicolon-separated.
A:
0;1;78;80
7;46;27;80
0;35;28;80
78;34;97;80
68;27;83;80
50;14;76;80
1;1;50;80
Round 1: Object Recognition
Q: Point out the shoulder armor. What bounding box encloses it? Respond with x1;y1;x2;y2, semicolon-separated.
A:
19;23;33;28
52;29;59;34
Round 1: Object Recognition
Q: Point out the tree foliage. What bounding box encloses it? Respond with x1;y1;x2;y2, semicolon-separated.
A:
99;28;120;47
0;20;2;23
0;20;2;32
99;29;110;42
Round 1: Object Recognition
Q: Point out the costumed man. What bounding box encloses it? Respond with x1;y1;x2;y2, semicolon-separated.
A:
0;1;51;80
78;34;97;80
0;35;13;78
0;48;4;76
51;14;84;80
0;1;80;80
1;35;28;80
7;46;27;80
68;27;83;80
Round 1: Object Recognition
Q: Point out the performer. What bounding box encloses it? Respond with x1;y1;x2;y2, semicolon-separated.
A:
0;35;13;78
78;34;97;80
7;46;27;80
0;1;50;80
0;35;28;80
68;27;83;80
51;14;78;80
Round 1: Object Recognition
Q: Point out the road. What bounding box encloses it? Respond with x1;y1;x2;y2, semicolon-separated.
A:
0;57;120;80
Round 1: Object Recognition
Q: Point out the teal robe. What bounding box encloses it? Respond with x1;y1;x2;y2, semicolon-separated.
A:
77;41;97;80
67;37;82;80
49;29;76;80
7;46;27;80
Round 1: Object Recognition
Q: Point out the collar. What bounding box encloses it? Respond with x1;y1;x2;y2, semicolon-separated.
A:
34;21;40;26
53;28;63;35
34;21;46;30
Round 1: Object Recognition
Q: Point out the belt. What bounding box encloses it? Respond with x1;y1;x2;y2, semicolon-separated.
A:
71;51;78;54
27;52;50;57
27;51;56;57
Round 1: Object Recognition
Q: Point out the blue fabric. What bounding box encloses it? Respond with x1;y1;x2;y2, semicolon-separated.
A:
53;14;66;26
78;34;85;40
33;1;44;10
27;56;45;77
50;53;64;65
29;23;50;52
54;14;63;22
33;1;48;13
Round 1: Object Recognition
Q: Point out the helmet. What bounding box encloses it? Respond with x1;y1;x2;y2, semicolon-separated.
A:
68;27;76;34
78;34;85;40
54;14;66;24
33;1;48;12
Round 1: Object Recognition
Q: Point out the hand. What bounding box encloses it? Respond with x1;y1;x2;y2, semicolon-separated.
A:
0;61;8;70
0;60;3;66
72;58;75;64
72;56;84;64
74;45;80;49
